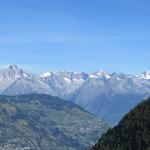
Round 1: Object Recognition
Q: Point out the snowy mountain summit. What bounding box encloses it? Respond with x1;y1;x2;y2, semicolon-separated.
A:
0;64;32;80
137;71;150;80
0;65;24;79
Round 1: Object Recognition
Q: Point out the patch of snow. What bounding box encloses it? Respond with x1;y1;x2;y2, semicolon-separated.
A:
64;77;71;83
40;72;51;78
96;70;111;79
23;73;28;77
73;78;85;83
105;74;111;79
137;71;150;80
89;75;98;78
15;75;22;78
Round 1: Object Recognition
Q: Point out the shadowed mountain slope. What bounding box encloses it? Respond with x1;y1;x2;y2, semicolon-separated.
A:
91;97;150;150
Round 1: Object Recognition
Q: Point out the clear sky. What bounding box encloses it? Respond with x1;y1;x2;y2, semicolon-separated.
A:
0;0;150;74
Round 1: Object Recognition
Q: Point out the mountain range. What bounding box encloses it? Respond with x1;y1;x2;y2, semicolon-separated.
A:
1;64;150;125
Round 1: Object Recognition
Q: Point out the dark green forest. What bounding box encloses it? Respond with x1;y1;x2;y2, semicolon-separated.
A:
91;97;150;150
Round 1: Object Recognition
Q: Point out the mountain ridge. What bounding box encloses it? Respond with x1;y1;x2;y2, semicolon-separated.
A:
0;64;150;125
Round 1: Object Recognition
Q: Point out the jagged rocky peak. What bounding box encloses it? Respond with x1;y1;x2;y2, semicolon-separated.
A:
90;70;111;79
0;64;27;79
97;70;111;78
41;70;89;81
137;71;150;80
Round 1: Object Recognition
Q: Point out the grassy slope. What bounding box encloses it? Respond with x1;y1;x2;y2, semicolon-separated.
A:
0;94;107;150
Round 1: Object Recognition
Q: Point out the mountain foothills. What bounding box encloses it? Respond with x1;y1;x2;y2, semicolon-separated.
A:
1;65;150;124
90;97;150;150
0;94;107;150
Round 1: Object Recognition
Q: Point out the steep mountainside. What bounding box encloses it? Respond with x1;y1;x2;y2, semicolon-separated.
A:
70;73;150;125
1;65;150;125
91;97;150;150
0;94;107;150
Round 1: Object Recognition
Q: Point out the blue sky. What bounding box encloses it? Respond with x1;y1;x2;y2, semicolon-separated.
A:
0;0;150;74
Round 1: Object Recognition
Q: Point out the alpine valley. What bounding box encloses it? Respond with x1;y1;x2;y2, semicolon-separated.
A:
1;64;150;125
0;94;107;150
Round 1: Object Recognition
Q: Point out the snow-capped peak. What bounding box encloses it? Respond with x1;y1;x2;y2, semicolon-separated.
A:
137;71;150;80
7;64;19;70
90;70;111;79
0;64;31;79
0;64;23;79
